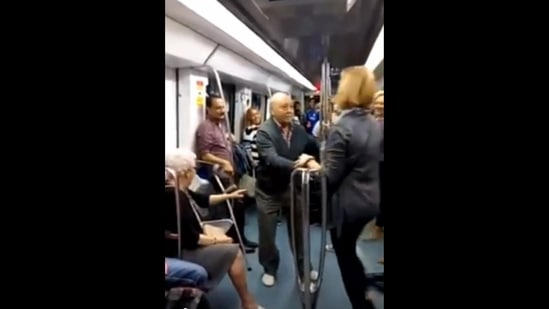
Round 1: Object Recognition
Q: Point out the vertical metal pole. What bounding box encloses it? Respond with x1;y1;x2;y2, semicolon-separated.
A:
290;169;300;286
211;174;253;272
301;170;312;309
211;68;232;133
265;86;273;121
290;169;311;309
166;168;182;259
314;58;330;298
289;39;332;309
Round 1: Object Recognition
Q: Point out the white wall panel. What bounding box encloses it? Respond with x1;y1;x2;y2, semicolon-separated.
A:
165;67;177;153
165;17;217;66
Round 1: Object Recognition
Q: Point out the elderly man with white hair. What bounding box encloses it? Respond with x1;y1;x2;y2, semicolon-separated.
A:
255;92;321;289
165;148;265;309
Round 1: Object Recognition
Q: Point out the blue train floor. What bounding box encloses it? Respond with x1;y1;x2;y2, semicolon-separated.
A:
207;210;384;309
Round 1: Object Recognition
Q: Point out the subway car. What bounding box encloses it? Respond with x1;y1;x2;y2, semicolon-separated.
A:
165;0;384;308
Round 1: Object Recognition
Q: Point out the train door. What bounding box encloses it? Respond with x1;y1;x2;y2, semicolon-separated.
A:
165;68;177;151
223;84;236;133
251;92;261;109
263;95;271;120
251;92;264;123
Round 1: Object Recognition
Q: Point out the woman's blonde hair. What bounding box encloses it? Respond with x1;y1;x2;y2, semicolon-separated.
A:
244;107;260;127
333;66;378;110
374;90;384;101
374;90;384;106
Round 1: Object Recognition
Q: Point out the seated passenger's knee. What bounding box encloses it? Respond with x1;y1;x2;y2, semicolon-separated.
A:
191;267;208;286
166;258;208;288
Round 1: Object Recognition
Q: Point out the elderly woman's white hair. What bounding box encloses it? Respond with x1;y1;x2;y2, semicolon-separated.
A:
165;148;197;174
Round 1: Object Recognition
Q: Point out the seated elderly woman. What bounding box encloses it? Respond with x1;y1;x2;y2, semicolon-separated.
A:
165;148;265;309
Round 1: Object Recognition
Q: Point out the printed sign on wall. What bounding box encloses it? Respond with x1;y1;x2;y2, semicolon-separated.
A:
196;80;205;107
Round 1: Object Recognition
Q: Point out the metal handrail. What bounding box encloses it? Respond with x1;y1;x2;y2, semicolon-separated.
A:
289;56;332;309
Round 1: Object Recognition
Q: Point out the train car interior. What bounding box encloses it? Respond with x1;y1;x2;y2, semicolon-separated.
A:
166;0;384;308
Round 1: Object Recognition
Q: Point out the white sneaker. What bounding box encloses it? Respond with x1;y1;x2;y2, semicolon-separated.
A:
261;273;275;287
297;270;319;293
310;270;319;281
298;278;317;293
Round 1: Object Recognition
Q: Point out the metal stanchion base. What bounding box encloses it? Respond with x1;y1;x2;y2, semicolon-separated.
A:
296;281;319;309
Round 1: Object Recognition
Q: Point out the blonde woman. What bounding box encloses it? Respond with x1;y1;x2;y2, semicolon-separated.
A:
372;91;384;265
304;67;381;309
241;107;262;165
373;90;384;120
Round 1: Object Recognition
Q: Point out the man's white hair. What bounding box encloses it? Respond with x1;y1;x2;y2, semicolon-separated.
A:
165;148;196;174
269;92;291;112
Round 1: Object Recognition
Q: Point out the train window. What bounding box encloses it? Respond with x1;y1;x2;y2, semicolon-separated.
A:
330;68;341;96
207;79;236;133
264;95;270;120
223;84;236;132
251;92;261;109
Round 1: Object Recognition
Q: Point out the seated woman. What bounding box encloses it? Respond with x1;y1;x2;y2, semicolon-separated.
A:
165;148;265;309
165;257;208;289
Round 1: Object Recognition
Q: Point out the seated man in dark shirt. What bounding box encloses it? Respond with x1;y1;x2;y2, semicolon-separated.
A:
165;148;265;309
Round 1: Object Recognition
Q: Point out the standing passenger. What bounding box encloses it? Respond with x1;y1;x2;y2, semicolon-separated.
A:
304;100;319;135
293;100;305;126
195;94;258;253
255;92;320;288
307;66;382;309
241;107;262;165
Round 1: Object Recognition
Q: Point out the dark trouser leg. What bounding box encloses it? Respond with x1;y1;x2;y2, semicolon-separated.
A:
331;218;372;309
233;199;246;238
225;200;247;244
375;161;384;228
255;188;281;275
209;172;249;243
